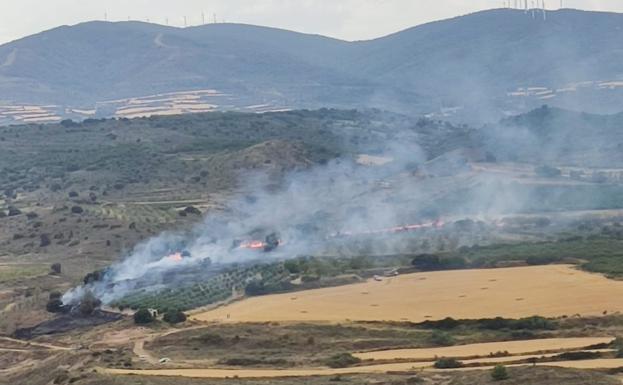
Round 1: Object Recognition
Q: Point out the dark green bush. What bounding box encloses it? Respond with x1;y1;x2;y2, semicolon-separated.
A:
163;309;187;324
325;353;361;368
50;263;62;275
554;351;601;361
133;308;154;324
46;299;64;313
434;357;463;369
491;364;509;381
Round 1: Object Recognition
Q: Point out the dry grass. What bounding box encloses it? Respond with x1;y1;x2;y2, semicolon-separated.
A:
0;264;48;283
354;337;613;361
193;265;623;323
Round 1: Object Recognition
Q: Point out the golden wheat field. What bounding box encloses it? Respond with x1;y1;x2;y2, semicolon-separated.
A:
193;265;623;323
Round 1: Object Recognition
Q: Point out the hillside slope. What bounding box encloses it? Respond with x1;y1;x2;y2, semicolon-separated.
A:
1;9;623;122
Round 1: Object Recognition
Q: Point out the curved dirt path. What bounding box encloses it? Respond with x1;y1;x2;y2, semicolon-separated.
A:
123;324;209;364
102;363;432;378
133;339;159;364
101;355;623;379
0;336;72;351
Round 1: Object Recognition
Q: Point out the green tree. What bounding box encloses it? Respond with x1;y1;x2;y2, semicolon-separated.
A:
163;309;187;324
134;308;154;324
284;259;301;274
491;365;509;381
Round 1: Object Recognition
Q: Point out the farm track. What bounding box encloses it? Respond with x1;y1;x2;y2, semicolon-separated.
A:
0;336;73;351
100;356;623;379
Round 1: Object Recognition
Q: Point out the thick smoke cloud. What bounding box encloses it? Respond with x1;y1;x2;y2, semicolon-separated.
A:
63;122;535;306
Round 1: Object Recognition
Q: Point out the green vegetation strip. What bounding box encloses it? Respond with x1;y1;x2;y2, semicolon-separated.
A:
0;264;48;282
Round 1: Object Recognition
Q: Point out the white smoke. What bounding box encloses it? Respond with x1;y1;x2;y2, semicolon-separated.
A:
62;121;536;306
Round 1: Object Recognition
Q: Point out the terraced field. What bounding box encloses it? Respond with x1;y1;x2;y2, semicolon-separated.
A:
91;203;180;224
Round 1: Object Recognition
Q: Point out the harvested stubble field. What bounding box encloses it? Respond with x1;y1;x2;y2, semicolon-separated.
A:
193;265;623;323
353;337;614;361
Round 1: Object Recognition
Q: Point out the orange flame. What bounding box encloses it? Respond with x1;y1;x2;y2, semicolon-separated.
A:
238;239;284;250
239;240;266;249
168;252;183;262
331;219;445;238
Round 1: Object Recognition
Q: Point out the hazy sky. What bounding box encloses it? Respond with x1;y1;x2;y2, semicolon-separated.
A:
1;0;622;44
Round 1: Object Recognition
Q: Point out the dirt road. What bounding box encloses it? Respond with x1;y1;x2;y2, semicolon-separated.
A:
101;357;623;379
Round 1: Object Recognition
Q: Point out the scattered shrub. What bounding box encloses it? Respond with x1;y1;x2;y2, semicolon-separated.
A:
163;309;187;324
325;353;361;368
50;263;62;275
7;206;22;216
284;259;301;274
133;308;154;324
83;270;105;285
71;206;84;214
433;357;463;369
46;299;64;313
491;364;509;381
183;206;201;215
40;234;51;247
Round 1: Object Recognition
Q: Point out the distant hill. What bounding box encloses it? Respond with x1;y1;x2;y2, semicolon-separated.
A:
1;9;623;124
484;105;623;166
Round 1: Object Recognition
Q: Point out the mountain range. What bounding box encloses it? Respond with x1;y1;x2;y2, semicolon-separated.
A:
1;8;623;124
